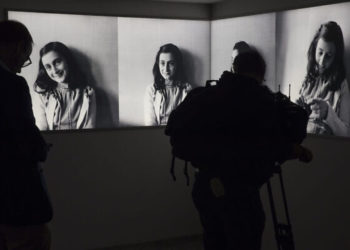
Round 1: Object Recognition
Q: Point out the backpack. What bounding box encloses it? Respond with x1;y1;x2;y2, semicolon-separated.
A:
165;71;309;185
165;82;225;185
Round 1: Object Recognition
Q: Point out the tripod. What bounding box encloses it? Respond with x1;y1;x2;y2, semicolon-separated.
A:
267;162;295;250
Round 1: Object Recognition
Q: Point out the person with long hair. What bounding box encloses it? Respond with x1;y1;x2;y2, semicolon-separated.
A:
33;41;96;130
296;21;350;136
144;43;191;126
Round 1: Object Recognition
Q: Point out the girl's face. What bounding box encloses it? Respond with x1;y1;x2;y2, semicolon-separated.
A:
41;50;69;83
159;52;177;81
315;38;336;74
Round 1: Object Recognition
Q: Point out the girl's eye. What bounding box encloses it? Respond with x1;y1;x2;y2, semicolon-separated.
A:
54;58;62;66
45;65;51;71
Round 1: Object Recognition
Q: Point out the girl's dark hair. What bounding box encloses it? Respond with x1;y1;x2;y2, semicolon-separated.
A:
152;43;187;91
34;41;87;94
304;21;345;91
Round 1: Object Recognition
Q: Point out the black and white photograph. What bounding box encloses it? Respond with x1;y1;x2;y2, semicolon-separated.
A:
276;2;350;137
7;11;119;130
117;17;210;127
210;13;277;91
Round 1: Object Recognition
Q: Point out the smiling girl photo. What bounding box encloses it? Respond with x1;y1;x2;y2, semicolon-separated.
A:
33;41;96;130
144;43;192;126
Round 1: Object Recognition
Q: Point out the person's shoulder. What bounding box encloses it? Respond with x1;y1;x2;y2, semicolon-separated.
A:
218;72;253;91
189;86;206;94
256;85;275;104
235;74;275;102
259;83;274;95
145;84;156;94
0;66;24;83
227;73;267;94
0;67;28;92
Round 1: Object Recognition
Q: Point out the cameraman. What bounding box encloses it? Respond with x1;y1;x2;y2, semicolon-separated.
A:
191;50;312;250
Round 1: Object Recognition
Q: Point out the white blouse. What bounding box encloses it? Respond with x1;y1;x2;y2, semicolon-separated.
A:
33;83;96;130
144;82;191;126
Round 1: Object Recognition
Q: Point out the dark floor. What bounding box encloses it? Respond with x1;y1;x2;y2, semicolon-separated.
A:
93;234;203;250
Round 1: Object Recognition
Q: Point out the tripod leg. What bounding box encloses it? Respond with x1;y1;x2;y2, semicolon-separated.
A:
278;171;295;250
278;172;292;227
267;179;281;250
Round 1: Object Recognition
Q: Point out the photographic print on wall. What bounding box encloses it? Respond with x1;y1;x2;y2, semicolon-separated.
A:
7;11;119;130
7;1;350;138
276;1;350;137
117;17;210;127
210;12;277;91
7;11;211;130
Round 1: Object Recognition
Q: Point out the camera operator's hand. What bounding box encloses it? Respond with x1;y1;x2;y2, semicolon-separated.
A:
294;144;313;163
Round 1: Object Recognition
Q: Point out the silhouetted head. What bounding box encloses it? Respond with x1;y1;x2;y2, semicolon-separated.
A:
152;43;186;90
306;21;345;89
35;41;87;93
231;41;251;72
0;20;33;74
233;49;266;84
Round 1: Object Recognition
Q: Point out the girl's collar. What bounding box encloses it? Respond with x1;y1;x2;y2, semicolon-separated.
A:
57;82;69;89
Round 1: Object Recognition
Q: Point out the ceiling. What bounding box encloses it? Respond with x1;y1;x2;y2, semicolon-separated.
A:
150;0;224;3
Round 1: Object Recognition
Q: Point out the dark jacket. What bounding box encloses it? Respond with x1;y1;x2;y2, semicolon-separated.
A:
184;72;294;195
0;65;53;225
205;72;281;195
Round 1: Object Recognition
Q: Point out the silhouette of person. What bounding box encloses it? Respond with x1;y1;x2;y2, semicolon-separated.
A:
144;43;191;126
33;41;97;130
191;50;312;250
296;21;350;136
0;20;53;250
231;41;251;72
